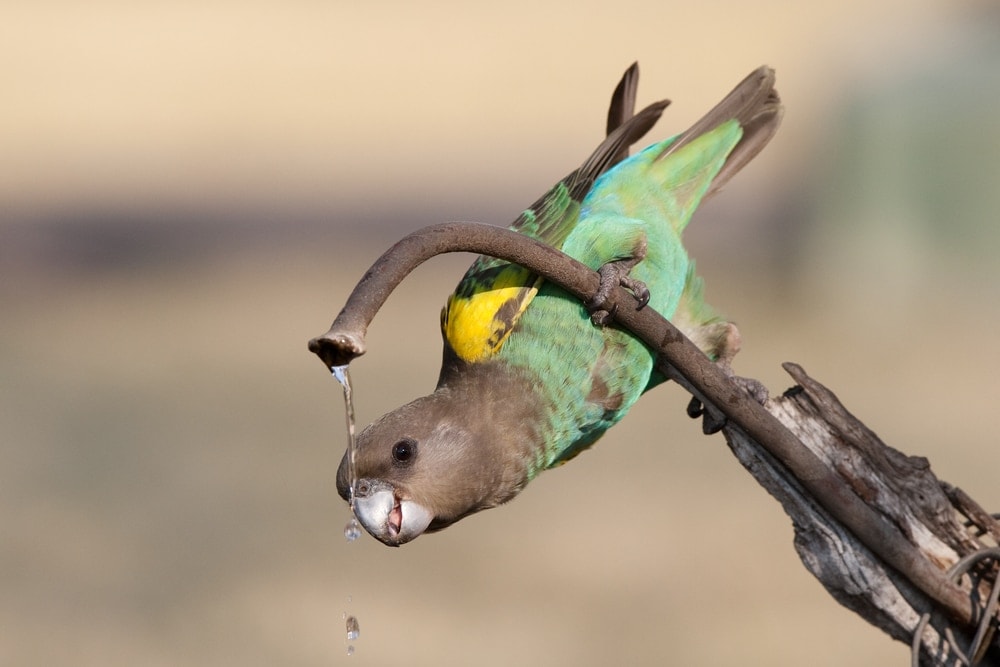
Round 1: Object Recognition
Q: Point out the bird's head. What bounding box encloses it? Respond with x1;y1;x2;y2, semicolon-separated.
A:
337;388;531;546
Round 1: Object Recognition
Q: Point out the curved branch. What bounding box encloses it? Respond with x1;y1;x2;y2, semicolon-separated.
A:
308;222;601;367
307;220;974;626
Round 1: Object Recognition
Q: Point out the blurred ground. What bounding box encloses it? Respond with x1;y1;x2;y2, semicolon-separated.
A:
3;1;1000;665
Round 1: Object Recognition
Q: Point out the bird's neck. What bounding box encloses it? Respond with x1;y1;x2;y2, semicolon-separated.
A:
437;358;549;489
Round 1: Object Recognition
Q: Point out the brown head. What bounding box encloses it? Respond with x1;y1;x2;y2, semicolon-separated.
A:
337;372;540;545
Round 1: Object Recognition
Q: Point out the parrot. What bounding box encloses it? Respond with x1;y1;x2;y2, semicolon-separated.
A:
337;63;782;546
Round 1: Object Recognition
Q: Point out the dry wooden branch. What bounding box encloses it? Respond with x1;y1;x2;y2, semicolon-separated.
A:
308;221;1000;665
732;363;1000;665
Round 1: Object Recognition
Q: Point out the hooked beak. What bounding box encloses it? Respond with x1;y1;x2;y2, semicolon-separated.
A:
351;479;434;546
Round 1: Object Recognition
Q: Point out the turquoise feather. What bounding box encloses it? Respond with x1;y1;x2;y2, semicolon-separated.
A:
497;122;744;474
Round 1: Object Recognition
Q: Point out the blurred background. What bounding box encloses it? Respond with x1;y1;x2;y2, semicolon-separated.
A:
4;1;1000;664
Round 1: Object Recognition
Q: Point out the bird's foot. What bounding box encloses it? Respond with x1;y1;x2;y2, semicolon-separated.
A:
587;259;650;326
686;396;724;434
687;368;768;435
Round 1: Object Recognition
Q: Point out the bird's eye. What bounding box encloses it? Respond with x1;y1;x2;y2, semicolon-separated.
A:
391;438;417;465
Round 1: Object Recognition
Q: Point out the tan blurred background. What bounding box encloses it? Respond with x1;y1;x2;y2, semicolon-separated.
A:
4;1;1000;665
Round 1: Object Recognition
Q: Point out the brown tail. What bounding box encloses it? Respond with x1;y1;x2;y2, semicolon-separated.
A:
658;66;783;200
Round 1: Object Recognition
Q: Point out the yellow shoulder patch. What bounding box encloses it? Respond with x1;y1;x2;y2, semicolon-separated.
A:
441;265;540;362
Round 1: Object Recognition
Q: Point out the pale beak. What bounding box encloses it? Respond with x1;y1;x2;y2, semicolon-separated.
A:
351;479;434;546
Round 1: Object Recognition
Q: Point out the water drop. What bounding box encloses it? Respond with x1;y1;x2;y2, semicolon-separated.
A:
330;364;347;386
346;645;355;656
346;615;360;641
344;518;361;542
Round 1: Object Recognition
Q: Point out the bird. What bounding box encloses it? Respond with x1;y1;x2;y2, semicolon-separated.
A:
337;63;782;546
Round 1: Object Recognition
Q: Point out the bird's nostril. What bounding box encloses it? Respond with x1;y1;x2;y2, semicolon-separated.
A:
354;479;371;498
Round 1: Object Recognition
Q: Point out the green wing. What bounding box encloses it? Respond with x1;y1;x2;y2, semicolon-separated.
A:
442;65;669;362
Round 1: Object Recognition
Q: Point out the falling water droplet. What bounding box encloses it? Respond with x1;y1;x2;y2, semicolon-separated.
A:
344;518;361;542
346;615;360;641
346;645;355;656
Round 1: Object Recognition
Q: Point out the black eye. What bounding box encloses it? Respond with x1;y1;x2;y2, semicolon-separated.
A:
391;438;417;465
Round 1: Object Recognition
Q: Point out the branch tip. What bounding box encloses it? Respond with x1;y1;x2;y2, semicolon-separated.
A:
308;331;366;369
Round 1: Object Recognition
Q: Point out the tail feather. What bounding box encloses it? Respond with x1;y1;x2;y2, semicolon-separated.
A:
570;99;670;201
605;62;641;165
658;66;782;200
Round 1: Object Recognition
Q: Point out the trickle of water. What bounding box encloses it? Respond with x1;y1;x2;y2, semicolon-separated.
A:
332;365;363;656
330;364;360;529
346;615;360;641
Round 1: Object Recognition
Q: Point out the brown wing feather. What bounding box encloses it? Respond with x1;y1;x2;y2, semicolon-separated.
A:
657;66;782;200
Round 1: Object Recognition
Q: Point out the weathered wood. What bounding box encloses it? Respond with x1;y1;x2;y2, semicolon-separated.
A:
727;362;1000;665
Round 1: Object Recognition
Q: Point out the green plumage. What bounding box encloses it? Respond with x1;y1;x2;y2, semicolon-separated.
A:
499;137;733;472
338;64;782;545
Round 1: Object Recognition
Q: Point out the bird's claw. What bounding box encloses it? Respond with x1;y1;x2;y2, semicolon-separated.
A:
686;372;768;434
686;396;727;434
587;260;649;326
590;301;618;327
